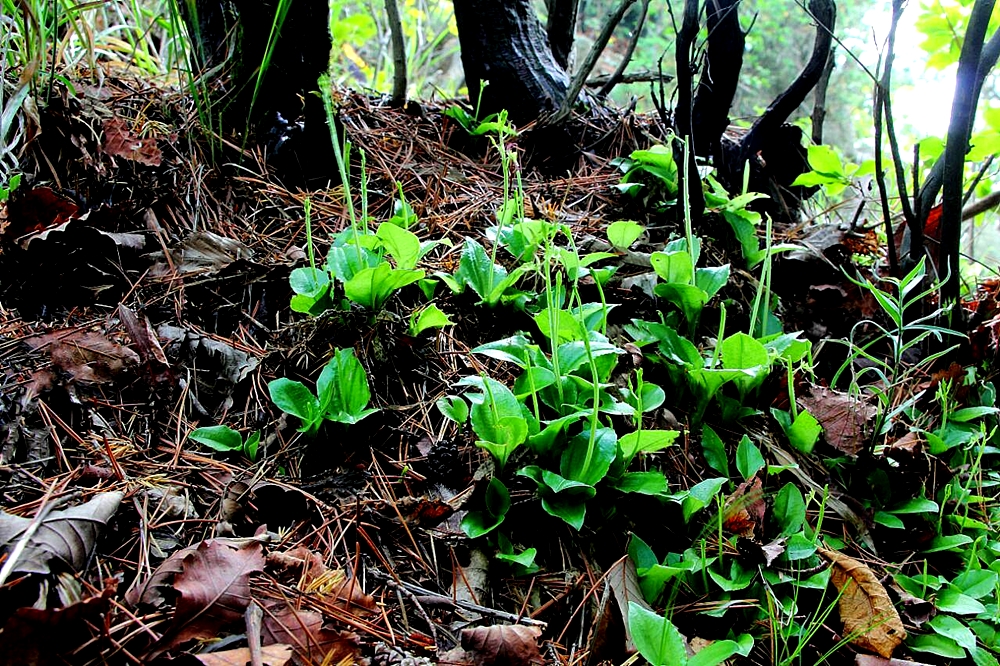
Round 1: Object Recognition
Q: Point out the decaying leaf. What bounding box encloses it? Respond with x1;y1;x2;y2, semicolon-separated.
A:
799;386;877;455
0;491;123;576
150;231;253;277
195;643;293;666
146;539;265;657
23;328;140;385
723;476;765;538
265;546;376;613
102;118;162;166
446;624;544;666
586;556;649;664
261;603;360;666
0;576;116;664
819;547;906;658
2;186;80;241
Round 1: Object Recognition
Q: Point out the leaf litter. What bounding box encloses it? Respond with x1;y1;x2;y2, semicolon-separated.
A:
0;71;989;666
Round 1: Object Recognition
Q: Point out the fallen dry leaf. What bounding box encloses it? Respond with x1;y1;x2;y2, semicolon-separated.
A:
0;576;116;664
724;476;765;538
0;491;123;576
195;643;293;666
150;231;252;277
102;118;162;166
147;539;265;657
23;328;140;385
3;186;79;241
265;546;376;613
819;547;906;658
799;386;877;455
450;624;544;666
261;603;360;666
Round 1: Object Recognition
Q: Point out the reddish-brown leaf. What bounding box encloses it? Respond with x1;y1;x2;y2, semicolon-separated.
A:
23;328;140;385
798;386;877;455
102;118;162;166
261;603;360;666
723;476;765;538
2;186;79;240
450;624;544;666
148;539;265;657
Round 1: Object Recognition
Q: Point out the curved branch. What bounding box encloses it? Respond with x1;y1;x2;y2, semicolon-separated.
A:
691;0;745;157
597;0;650;99
915;25;1000;240
674;0;704;219
737;0;835;163
940;0;996;302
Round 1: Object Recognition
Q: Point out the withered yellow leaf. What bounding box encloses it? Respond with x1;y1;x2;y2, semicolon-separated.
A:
819;547;906;658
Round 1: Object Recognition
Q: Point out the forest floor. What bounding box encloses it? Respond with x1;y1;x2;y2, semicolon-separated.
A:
1;71;999;666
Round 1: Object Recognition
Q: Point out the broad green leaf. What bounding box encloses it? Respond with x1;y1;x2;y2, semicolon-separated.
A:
773;483;805;536
681;477;727;522
534;307;587;344
785;409;823;454
607;221;645;249
949;406;999;422
473;334;533;367
325;243;380;282
436;395;469;424
289;267;330;298
410;303;453;335
890;498;939;514
929;614;977;651
628;603;688;666
620;429;679;460
189;425;243;452
925;534;974;553
695;265;730;298
344;263;424;309
655;283;709;330
909;633;966;659
701;425;729;476
561;427;617;486
952;570;998;599
268;378;320;432
461;478;509;538
736;435;765;480
318;348;375;424
936;586;987;615
805;144;846;178
614;471;669;495
376;222;421;270
651;250;694;284
873;511;905;529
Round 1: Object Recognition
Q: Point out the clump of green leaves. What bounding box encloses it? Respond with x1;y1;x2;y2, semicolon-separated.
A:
188;425;261;461
268;347;377;435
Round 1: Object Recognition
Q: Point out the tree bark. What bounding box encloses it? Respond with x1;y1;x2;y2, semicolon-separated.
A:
546;0;580;70
452;0;570;126
179;0;334;184
691;0;745;159
940;0;996;303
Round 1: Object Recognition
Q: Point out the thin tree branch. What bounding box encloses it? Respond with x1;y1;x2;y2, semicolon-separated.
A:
586;69;673;87
940;0;995;303
691;0;745;158
916;25;1000;232
384;0;407;106
811;47;835;145
674;0;704;219
547;0;638;125
738;0;835;163
597;0;650;99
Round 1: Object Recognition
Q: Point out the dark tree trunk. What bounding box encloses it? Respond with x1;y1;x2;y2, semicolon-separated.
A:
178;0;334;185
546;0;580;70
691;0;744;159
452;0;570;126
